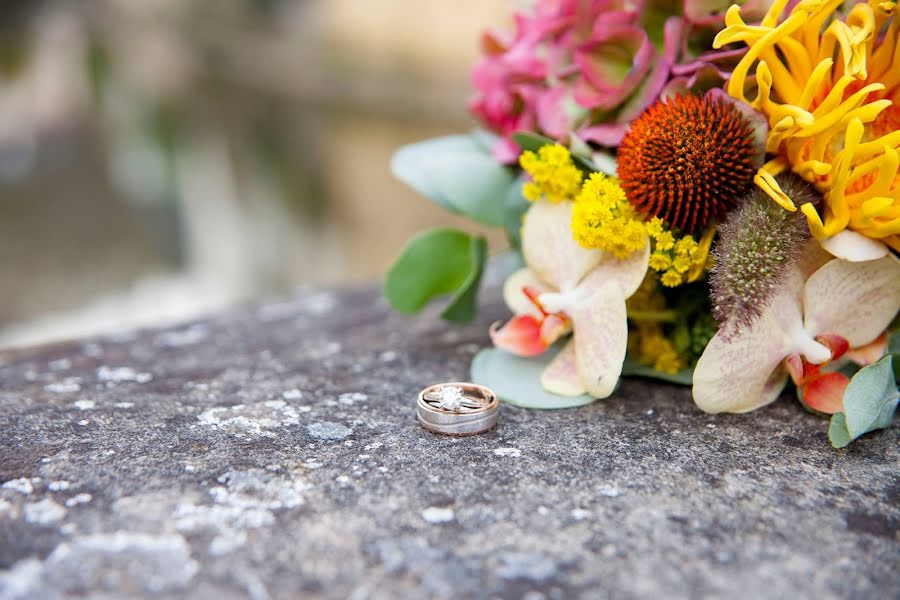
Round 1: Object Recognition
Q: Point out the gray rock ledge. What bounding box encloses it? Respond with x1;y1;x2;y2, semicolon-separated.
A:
0;284;897;599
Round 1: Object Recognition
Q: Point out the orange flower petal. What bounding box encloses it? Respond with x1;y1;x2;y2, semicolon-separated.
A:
489;315;548;357
845;332;889;366
801;372;850;415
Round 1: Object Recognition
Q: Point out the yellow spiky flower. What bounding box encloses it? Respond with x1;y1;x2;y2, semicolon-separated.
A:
715;0;900;250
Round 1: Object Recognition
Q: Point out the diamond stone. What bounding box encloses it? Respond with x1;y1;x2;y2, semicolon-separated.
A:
434;386;465;412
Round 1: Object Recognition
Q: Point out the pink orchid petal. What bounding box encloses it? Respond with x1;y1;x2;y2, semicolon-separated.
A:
541;340;588;396
503;268;553;317
540;313;572;347
801;372;850;415
803;256;900;348
815;334;850;362
845;332;889;366
785;353;805;386
575;239;651;300
521;200;603;291
489;315;548;357
570;282;629;399
693;286;802;413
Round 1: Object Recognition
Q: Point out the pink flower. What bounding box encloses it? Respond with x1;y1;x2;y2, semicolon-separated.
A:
469;0;768;161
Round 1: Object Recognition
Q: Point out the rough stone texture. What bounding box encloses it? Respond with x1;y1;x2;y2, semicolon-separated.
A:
0;284;898;600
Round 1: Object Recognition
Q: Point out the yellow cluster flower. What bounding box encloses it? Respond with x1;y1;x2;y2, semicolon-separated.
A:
646;219;714;287
571;172;648;258
639;333;686;374
519;144;583;203
626;275;688;374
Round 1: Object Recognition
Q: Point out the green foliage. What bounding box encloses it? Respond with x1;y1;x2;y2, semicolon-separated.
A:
470;346;596;409
828;355;899;448
504;177;530;249
390;133;513;227
384;229;487;324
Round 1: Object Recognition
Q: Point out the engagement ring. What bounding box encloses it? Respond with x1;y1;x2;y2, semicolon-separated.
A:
417;382;499;436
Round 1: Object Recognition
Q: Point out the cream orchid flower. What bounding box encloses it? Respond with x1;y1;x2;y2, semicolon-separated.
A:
693;245;900;414
491;199;649;398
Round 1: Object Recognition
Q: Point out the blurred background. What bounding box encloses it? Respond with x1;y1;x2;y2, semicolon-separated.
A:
0;0;514;348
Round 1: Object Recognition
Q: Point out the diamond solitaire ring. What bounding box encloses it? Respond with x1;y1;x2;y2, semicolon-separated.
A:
417;382;499;436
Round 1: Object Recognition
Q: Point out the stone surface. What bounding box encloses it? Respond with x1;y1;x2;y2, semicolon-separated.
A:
0;283;898;599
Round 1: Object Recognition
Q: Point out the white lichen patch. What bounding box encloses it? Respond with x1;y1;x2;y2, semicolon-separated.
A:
571;508;592;521
48;358;72;371
211;469;307;510
338;392;367;406
48;481;70;491
282;389;303;400
307;421;353;441
72;399;96;411
44;378;82;394
493;447;522;458
28;532;199;594
114;402;134;409
0;498;13;517
24;498;67;524
421;506;455;524
196;400;301;437
97;366;153;384
65;493;92;507
3;477;33;495
174;469;307;556
154;325;209;348
597;486;621;497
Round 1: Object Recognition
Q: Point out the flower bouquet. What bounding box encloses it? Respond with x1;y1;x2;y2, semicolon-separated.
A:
385;0;900;447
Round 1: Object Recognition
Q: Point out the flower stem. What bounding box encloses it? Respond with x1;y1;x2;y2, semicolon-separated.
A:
626;309;680;323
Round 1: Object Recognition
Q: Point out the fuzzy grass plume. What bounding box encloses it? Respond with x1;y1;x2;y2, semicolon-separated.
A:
710;174;822;331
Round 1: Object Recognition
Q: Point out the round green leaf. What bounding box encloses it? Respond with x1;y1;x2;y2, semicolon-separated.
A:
384;229;486;323
842;355;898;439
471;346;595;409
390;134;512;227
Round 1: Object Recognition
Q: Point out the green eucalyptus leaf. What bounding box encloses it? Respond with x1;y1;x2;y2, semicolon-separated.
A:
471;346;595;409
385;229;487;323
621;355;694;386
439;235;487;323
842;355;898;439
827;355;898;448
429;153;511;227
504;176;530;249
890;331;900;381
827;413;852;448
390;134;512;227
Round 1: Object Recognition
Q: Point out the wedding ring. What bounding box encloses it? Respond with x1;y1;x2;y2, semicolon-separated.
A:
417;382;499;436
